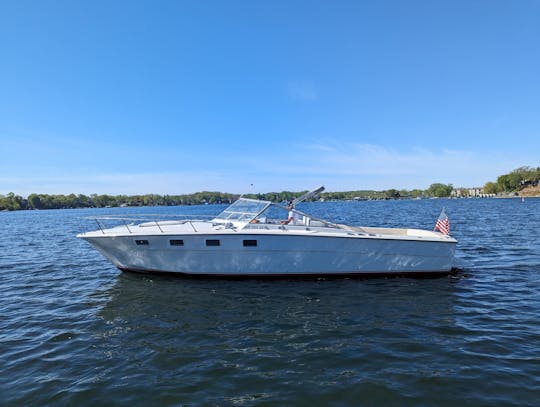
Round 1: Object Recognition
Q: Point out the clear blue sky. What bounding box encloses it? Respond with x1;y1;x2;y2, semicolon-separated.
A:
1;0;539;195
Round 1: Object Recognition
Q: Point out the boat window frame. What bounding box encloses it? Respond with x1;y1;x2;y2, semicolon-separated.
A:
212;198;272;226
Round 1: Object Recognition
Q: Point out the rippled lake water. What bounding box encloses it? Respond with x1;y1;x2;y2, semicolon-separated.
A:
1;198;539;406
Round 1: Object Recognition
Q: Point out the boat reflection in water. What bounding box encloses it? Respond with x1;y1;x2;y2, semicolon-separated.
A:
92;272;461;405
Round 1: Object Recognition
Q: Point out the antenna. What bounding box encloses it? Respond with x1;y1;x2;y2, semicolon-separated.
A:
292;186;325;205
239;183;254;199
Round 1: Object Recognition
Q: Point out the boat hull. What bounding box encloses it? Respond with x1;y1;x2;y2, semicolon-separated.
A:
82;233;456;277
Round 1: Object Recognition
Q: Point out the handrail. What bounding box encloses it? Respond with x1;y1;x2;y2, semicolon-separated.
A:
83;214;215;222
83;214;209;235
95;219;105;234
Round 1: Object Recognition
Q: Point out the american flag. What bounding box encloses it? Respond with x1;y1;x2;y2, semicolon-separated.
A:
434;208;450;235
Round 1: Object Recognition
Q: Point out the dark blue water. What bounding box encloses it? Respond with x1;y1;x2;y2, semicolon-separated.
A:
1;198;539;406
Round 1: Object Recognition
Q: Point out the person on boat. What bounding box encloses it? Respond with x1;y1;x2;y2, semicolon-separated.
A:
281;201;301;225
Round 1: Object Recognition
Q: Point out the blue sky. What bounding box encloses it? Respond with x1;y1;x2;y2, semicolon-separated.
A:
1;0;539;195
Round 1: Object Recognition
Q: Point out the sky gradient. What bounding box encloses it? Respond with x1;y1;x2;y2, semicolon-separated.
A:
1;0;539;195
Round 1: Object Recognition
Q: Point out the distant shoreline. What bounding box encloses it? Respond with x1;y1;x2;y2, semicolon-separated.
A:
1;192;538;213
4;160;539;211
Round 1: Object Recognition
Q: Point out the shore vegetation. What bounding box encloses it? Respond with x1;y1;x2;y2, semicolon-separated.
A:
483;166;540;194
1;167;538;211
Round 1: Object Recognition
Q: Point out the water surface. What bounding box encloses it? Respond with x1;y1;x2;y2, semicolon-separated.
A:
1;198;539;405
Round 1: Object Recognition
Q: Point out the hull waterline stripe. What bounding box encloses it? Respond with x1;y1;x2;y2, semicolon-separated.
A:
117;266;453;279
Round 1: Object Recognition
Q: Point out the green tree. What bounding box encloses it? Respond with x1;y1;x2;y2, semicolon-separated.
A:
28;193;42;209
427;183;453;197
483;182;499;194
0;192;24;210
496;166;540;191
497;174;511;191
384;189;400;199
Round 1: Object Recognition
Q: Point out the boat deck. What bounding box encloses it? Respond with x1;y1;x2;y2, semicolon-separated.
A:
79;218;455;243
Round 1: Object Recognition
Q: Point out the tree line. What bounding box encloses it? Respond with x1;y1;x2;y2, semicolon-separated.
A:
483;166;540;194
0;186;448;211
0;191;238;211
1;167;537;211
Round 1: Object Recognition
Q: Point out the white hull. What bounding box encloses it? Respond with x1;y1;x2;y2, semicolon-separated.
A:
81;231;456;277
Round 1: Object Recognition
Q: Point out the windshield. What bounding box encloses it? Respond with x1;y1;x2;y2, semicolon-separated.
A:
213;198;271;224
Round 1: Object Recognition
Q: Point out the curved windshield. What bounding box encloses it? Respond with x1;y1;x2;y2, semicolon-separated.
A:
213;198;271;224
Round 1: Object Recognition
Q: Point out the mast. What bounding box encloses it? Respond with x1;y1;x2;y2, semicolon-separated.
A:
291;186;325;205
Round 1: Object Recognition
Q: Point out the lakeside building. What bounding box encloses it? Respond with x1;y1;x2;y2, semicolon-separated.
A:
520;179;539;188
451;187;496;198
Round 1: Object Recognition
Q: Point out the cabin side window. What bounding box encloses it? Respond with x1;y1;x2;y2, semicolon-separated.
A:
170;239;184;246
206;239;220;246
135;239;149;245
243;239;257;247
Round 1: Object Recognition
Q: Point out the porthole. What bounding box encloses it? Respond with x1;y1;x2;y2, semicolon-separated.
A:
170;239;184;246
243;239;257;247
206;239;220;246
135;239;149;245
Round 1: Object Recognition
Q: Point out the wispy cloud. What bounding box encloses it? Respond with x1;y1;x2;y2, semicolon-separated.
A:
239;141;530;191
0;141;532;196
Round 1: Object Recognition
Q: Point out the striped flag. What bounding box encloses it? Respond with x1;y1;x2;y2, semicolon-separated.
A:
434;208;450;235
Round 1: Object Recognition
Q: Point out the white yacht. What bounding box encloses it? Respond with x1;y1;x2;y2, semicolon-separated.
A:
78;187;457;277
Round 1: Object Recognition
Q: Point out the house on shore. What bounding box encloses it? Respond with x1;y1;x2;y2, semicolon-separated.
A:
451;187;496;198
